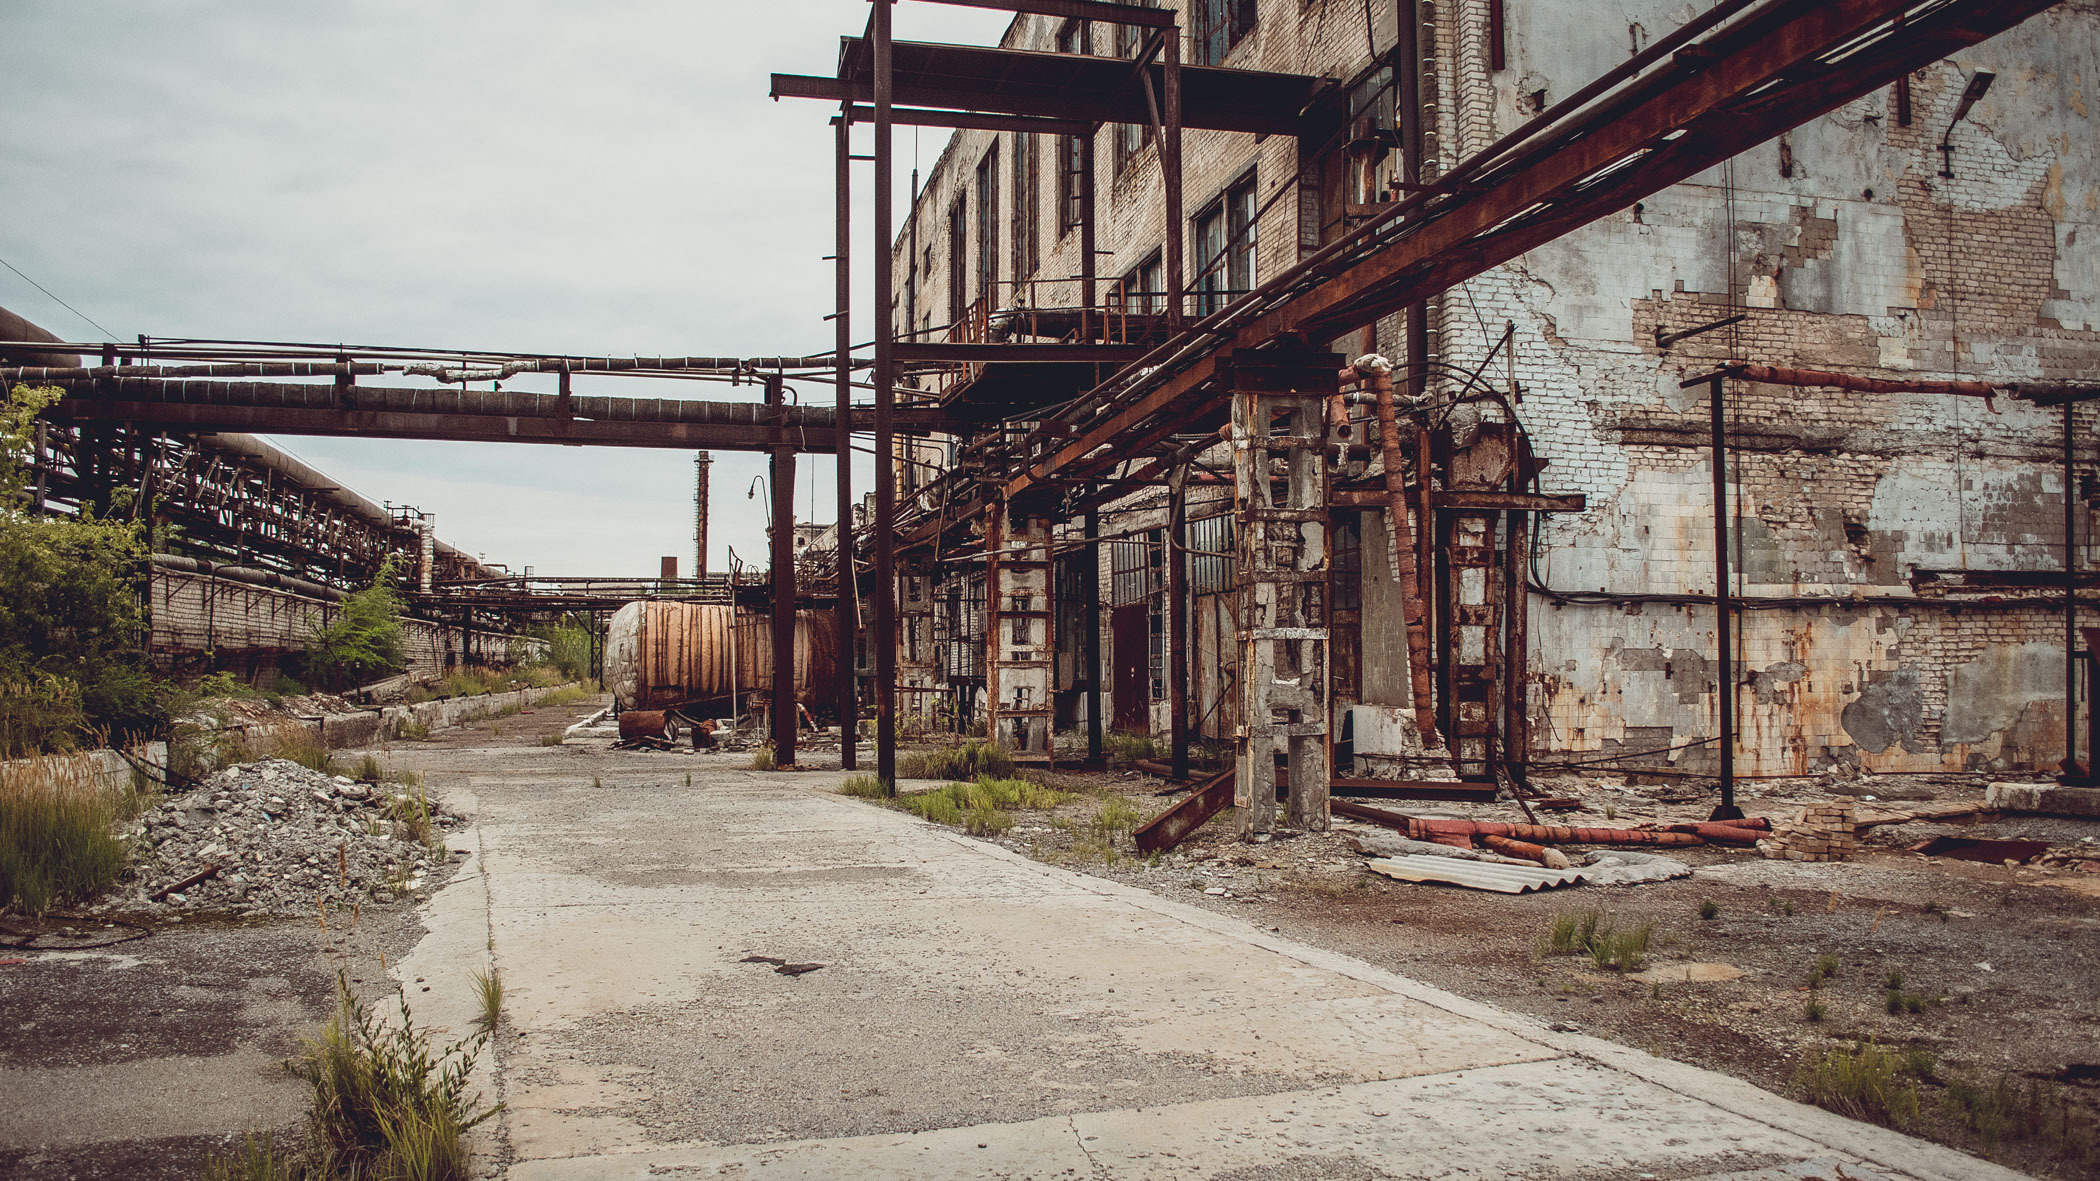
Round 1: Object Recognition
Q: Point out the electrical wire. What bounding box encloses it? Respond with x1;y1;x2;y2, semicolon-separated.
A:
0;255;118;339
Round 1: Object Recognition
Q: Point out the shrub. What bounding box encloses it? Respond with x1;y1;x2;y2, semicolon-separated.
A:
0;387;169;752
1698;898;1719;920
303;563;406;692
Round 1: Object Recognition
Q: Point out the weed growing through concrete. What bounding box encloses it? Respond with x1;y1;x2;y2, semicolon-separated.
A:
1815;954;1841;981
1602;802;1618;821
472;967;503;1032
750;746;776;772
683;772;692;788
1805;998;1827;1022
1698;898;1719;920
538;732;563;747
397;720;432;742
200;1132;301;1181
1781;899;1797;916
590;776;602;790
1090;796;1144;843
387;788;439;853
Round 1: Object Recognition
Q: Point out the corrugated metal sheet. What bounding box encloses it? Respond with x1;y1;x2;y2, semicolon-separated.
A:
1364;855;1587;894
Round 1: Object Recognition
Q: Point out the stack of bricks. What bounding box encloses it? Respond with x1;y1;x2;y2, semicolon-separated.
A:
1757;802;1858;862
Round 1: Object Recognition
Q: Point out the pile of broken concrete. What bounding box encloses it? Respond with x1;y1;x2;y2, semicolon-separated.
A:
116;758;454;916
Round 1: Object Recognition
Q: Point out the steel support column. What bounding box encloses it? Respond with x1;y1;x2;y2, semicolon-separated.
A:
1167;459;1190;779
872;0;898;789
768;374;798;768
835;113;859;768
1083;508;1103;764
1231;351;1337;837
1161;32;1184;333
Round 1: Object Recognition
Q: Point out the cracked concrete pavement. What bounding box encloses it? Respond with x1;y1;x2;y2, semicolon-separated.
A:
390;731;2025;1181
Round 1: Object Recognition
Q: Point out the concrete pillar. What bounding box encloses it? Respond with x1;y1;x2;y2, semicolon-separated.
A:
986;502;1055;763
1231;351;1340;837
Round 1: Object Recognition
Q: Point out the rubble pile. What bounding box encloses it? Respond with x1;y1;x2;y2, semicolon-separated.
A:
120;758;455;915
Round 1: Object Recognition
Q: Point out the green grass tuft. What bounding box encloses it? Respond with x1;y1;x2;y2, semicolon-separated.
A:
1539;909;1651;972
1794;1042;1918;1126
1697;898;1719;920
750;746;776;772
838;774;889;798
1104;730;1155;765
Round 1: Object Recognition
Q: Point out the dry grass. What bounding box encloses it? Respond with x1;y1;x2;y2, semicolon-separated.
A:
896;740;1013;781
1540;909;1652;972
0;752;134;914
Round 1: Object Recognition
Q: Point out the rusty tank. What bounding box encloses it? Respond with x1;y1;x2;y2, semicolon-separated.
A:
604;600;838;714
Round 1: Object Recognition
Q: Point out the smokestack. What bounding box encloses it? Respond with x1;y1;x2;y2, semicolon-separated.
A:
694;451;712;579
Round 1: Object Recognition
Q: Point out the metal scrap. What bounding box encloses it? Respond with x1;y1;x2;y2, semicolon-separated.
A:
1364;855;1587;894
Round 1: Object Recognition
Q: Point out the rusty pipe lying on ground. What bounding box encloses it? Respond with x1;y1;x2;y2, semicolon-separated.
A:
1409;818;1704;847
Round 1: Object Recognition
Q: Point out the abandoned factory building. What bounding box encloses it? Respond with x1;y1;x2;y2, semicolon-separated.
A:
848;0;2095;787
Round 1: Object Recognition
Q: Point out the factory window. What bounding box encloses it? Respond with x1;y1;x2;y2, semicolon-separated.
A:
1056;19;1090;236
1189;514;1236;594
1011;131;1040;284
1193;172;1256;316
975;145;1001;309
946;194;967;329
1111;3;1156;175
1191;0;1256;65
1113;249;1165;318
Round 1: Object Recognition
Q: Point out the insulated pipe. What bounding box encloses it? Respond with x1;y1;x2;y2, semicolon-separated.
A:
1359;355;1439;748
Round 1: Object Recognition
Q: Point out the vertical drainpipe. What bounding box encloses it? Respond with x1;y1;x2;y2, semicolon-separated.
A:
1710;375;1741;820
2067;401;2080;780
873;0;899;790
835;113;859;771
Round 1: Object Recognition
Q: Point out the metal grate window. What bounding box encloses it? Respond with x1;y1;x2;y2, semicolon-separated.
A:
1188;514;1236;594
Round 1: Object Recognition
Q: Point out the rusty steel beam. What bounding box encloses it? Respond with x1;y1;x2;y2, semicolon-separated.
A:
1133;768;1235;853
892;342;1150;363
1329;489;1587;512
914;0;1176;28
844;104;1093;136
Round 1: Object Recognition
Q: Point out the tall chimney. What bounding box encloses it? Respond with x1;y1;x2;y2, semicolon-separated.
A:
694;451;712;579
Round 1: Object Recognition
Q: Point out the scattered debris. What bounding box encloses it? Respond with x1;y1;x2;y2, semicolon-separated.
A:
1579;850;1693;886
1482;834;1573;869
1364;854;1587;894
1908;835;2051;864
738;953;823;977
120;758;451;915
1342;831;1536;866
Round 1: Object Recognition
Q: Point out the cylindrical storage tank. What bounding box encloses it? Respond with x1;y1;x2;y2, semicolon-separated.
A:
604;601;837;714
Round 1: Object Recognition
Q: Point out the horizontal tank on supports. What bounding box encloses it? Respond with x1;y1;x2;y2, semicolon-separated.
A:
603;600;837;715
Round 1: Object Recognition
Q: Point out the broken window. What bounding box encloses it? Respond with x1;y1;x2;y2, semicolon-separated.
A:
1113;249;1164;318
1111;4;1156;176
1188;513;1236;594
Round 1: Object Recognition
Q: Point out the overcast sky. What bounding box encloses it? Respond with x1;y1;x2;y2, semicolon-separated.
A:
1;1;1007;577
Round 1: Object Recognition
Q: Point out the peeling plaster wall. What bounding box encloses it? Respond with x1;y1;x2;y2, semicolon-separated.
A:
1488;1;2098;774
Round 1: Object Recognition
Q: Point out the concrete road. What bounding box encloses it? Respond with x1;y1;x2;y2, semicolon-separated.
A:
395;736;2023;1181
